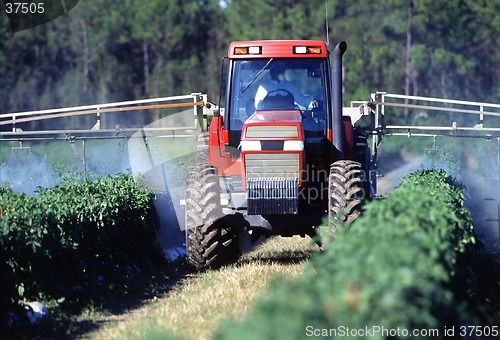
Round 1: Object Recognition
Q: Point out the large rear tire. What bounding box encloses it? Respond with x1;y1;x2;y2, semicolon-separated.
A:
328;160;364;232
185;164;239;270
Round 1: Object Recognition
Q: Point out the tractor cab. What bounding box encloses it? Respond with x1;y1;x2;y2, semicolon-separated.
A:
224;45;331;153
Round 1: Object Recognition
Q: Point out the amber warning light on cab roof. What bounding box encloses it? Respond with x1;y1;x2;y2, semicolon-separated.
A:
293;46;322;54
233;46;262;55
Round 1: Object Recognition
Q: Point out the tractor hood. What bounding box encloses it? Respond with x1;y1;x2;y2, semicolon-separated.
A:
239;109;305;215
241;110;304;141
246;110;302;125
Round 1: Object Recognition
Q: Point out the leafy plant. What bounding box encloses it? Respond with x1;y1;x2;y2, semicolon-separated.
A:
216;169;477;338
0;173;164;321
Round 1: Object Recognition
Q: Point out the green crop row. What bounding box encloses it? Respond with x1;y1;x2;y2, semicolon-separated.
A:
217;170;477;339
0;174;163;325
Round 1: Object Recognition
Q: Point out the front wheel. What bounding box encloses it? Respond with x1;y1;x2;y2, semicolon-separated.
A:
328;160;365;233
185;164;239;270
352;129;373;199
195;132;209;164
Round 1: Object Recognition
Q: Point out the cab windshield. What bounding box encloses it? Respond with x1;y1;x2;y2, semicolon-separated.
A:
227;59;328;145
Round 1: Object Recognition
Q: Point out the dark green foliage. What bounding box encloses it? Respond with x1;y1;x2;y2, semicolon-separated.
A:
0;174;163;317
217;170;477;339
1;1;500;126
0;0;225;123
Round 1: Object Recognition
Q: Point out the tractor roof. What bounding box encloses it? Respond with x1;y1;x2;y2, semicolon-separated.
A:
228;40;329;59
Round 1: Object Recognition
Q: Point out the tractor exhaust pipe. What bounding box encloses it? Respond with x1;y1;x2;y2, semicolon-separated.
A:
332;41;347;159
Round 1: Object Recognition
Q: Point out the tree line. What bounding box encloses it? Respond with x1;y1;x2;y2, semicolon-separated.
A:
1;0;499;125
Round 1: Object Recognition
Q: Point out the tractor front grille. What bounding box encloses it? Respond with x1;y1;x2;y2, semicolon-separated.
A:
247;177;299;215
244;153;300;179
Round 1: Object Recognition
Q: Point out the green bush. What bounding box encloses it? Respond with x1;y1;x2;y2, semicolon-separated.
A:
217;170;477;339
0;174;163;317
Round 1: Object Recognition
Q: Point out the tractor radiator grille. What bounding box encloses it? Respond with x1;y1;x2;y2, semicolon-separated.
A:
244;153;300;179
247;177;299;215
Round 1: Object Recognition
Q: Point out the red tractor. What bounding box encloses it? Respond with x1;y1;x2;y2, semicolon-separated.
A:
185;40;373;270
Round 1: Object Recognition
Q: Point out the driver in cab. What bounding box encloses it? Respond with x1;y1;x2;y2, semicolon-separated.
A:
254;63;317;110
